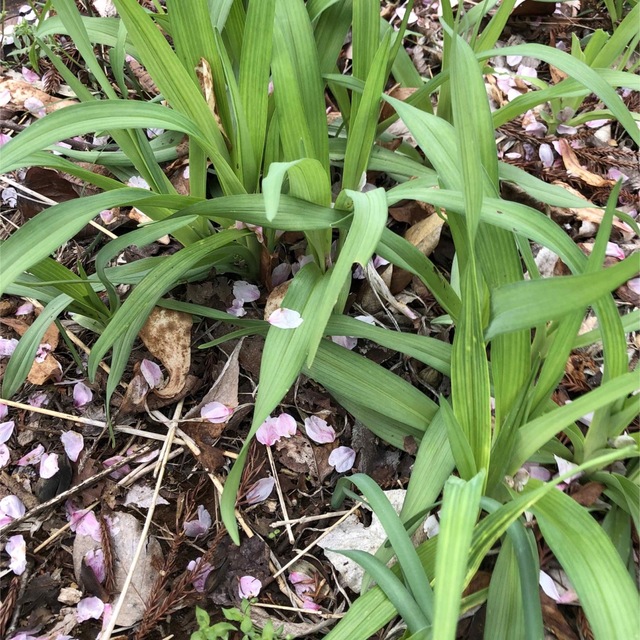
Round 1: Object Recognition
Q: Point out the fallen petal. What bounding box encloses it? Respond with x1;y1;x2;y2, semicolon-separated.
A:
0;495;26;520
627;277;640;296
605;242;624;260
304;416;336;444
40;452;60;479
226;298;247;317
238;575;262;599
201;401;234;423
183;504;212;538
188;557;213;593
233;280;260;303
328;446;356;473
0;444;10;468
539;143;554;168
127;175;150;190
24;96;46;118
17;443;44;466
267;307;303;329
61;431;84;462
6;535;27;575
73;382;93;408
331;335;358;350
76;596;105;622
554;455;582;484
0;402;7;419
256;418;280;446
140;359;163;389
84;548;106;583
245;477;275;505
15;302;34;315
0;420;15;445
271;263;292;287
0;337;18;357
275;413;297;438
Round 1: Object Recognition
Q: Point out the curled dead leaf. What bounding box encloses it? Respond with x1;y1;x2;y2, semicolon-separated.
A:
0;78;77;113
557;139;614;188
264;280;291;321
138;307;192;399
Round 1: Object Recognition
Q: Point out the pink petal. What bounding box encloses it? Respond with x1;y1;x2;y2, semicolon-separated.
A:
289;571;314;596
0;444;10;468
35;342;52;363
99;208;118;224
39;453;59;479
188;557;213;592
15;302;34;315
21;66;39;83
103;455;131;479
557;124;578;135
76;596;105;622
271;263;292;287
6;534;27;575
0;133;8;146
267;307;303;329
275;413;297;438
539;143;554;168
605;242;624;260
238;575;262;599
61;431;84;462
328;446;356;473
245;477;275;504
586;118;610;128
372;255;389;269
17;443;44;466
226;298;247;317
183;505;212;538
233;281;260;303
331;335;358;350
554;455;582;484
140;359;163;388
0;420;14;445
201;402;234;423
256;418;280;446
28;392;48;408
73;382;93;408
127;175;150;190
304;416;336;444
0;495;26;520
627;277;640;295
84;548;106;583
301;597;321;611
0;337;18;357
0;402;7;420
24;96;46;118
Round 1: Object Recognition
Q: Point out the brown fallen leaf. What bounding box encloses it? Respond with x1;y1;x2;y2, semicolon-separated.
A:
0;77;77;114
264;279;291;320
557;139;614;188
138;307;192;399
404;211;445;257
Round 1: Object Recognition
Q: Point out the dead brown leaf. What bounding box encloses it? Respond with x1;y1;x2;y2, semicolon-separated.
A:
558;139;614;187
404;211;445;257
570;482;605;507
0;77;77;114
138;307;192;399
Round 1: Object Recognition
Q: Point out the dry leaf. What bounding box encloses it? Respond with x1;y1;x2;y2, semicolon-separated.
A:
128;209;170;244
138;307;192;399
264;280;291;320
557;139;614;187
404;212;445;257
0;77;77;113
195;57;229;145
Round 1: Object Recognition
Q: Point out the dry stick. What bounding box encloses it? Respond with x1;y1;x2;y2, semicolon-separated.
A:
0;174;118;239
253;602;344;619
0;447;153;539
101;401;183;640
271;501;363;580
266;446;295;544
270;510;352;528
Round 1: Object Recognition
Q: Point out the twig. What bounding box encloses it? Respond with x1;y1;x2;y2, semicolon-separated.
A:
33;500;100;554
0;445;153;539
270;510;352;528
271;502;362;579
266;446;295;544
101;402;183;640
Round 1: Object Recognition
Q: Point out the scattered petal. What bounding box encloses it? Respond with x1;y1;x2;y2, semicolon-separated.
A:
423;514;440;538
71;509;102;542
0;420;14;445
24;96;46;118
188;557;213;592
605;242;624;260
15;302;34;315
0;90;10;107
76;596;105;622
226;298;247;317
6;535;27;575
99;208;118;224
73;382;93;408
0;444;10;468
238;575;262;599
0;403;7;420
200;402;233;423
554;455;582;484
233;281;260;303
275;413;297;437
40;452;59;479
85;548;106;583
28;392;48;408
59;431;83;463
557;124;578;136
539;570;579;604
245;477;275;505
539;143;554;168
627;277;640;296
127;175;150;190
103;455;131;480
328;446;356;473
140;359;163;389
271;263;292;287
304;416;336;444
124;484;169;509
331;335;358;350
21;66;40;83
256;414;297;446
17;444;44;466
301;597;321;611
289;571;314;596
146;127;164;138
0;337;18;357
184;505;212;538
355;315;376;325
35;342;52;363
267;307;304;329
0;495;26;526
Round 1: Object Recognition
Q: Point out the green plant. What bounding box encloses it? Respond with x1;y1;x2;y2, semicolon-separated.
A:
191;603;291;640
0;1;638;638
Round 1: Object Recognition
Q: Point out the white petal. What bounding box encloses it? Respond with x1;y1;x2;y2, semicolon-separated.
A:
267;307;303;329
61;431;84;462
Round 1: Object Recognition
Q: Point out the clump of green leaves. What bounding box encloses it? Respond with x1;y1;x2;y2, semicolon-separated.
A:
191;603;291;640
